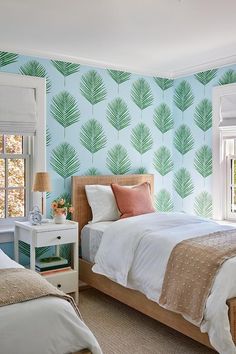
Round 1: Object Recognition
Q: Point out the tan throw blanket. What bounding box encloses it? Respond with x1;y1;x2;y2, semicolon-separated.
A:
159;229;236;326
0;268;81;318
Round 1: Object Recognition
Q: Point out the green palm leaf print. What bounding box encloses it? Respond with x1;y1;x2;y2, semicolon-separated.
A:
134;167;148;174
194;145;212;178
153;103;174;141
19;60;51;93
50;142;80;188
19;241;50;259
107;70;131;93
80;70;107;114
194;191;212;218
131;122;153;155
173;124;194;156
50;91;80;138
106;98;131;138
0;51;18;68
80;119;107;163
194;99;212;134
173;168;194;199
131;78;153;117
153;146;173;176
153;77;174;99
84;167;101;176
51;60;80;86
173;80;194;117
106;144;131;175
219;70;236;85
194;69;217;91
46;127;52;146
155;189;174;212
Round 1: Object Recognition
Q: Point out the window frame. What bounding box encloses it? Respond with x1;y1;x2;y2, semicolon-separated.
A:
212;83;236;221
0;72;46;228
0;135;30;222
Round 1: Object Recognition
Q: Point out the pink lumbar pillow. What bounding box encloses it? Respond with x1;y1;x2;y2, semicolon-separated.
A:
111;182;155;219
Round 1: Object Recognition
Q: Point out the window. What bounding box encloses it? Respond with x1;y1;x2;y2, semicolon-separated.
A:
212;83;236;221
0;72;46;230
0;134;31;221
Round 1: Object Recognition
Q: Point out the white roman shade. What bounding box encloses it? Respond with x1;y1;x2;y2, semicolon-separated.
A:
219;94;236;129
0;85;37;135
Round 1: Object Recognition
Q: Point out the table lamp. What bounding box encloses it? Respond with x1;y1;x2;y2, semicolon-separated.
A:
32;172;51;215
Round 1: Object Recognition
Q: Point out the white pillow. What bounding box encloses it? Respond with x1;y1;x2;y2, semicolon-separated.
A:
85;185;120;223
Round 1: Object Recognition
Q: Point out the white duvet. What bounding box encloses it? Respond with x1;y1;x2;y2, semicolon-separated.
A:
93;212;236;354
0;249;102;354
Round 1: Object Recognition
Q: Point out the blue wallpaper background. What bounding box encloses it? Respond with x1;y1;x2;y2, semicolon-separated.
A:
1;51;236;219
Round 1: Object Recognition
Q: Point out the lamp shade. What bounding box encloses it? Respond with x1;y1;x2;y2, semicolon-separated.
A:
32;172;51;192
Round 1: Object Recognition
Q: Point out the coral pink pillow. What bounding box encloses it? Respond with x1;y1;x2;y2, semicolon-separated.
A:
111;182;155;219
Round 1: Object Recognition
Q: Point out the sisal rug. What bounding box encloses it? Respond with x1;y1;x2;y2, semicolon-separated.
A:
79;288;216;354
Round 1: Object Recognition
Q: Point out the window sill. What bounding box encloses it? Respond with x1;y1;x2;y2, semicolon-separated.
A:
0;227;14;243
213;219;236;227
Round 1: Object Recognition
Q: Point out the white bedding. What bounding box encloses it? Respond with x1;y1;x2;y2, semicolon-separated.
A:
93;212;236;354
0;249;102;354
81;222;113;262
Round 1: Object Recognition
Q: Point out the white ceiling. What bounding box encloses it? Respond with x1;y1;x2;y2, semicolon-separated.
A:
1;0;236;78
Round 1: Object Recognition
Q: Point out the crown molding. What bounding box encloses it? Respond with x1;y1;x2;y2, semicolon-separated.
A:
170;54;236;79
1;45;236;80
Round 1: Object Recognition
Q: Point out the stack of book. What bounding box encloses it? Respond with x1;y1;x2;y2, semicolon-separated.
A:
35;256;71;276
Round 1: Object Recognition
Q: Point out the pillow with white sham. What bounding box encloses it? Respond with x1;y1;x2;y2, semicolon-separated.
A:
85;185;120;223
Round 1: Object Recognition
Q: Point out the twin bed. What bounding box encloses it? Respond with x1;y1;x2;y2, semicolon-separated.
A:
72;174;236;354
0;244;102;354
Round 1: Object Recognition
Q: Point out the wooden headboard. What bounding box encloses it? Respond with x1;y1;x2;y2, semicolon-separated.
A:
71;174;154;234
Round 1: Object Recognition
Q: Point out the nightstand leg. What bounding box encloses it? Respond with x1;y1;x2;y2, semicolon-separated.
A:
30;245;35;270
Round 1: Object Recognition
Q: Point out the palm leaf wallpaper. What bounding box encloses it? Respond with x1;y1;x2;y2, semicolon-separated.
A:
106;98;131;138
80;70;107;113
80;119;107;162
19;60;51;93
155;189;174;212
0;51;18;68
131;123;153;163
153;103;173;140
173;80;194;118
51;60;80;86
218;69;236;85
107;70;131;93
50;90;80;138
194;145;212;178
131;78;154;117
153;77;174;99
3;50;236;217
50;142;80;188
194;69;217;94
173;124;194;157
153;146;173;177
106;144;131;175
194;99;212;136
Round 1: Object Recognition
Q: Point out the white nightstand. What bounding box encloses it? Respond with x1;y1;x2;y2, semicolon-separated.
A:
14;220;79;303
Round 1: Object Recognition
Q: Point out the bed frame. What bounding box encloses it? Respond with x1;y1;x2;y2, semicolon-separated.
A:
72;174;236;350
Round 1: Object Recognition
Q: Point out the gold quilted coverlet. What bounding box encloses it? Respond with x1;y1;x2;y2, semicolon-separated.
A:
159;229;236;326
0;268;80;317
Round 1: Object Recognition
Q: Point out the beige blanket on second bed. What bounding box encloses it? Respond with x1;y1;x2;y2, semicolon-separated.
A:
159;229;236;325
0;268;81;317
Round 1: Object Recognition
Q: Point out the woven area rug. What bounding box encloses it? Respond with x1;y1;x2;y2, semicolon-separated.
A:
79;288;216;354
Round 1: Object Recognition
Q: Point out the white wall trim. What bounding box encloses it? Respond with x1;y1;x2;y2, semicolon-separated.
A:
0;72;46;219
1;45;236;79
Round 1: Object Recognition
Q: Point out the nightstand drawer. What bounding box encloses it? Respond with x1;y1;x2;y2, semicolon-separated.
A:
44;270;78;293
35;229;77;247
